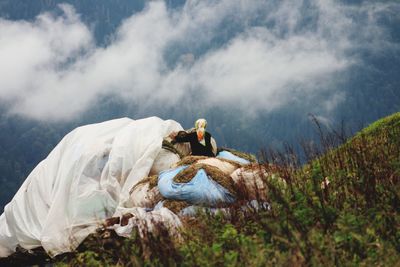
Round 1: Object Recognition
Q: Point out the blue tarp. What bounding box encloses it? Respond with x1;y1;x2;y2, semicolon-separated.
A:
158;165;235;205
217;150;250;164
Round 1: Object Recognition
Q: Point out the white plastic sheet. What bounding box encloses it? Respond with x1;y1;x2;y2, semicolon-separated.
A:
0;117;184;257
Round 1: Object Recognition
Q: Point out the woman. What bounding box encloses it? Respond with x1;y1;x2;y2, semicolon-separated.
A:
170;118;217;157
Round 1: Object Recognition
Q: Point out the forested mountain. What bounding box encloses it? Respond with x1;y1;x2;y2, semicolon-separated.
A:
0;0;399;212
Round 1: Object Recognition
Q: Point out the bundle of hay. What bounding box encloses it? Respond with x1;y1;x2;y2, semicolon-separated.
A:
174;155;209;166
149;139;191;176
173;163;237;196
163;200;191;214
230;165;268;200
128;175;163;208
230;164;286;201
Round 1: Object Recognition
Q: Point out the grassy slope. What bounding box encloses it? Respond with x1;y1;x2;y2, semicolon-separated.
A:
355;112;400;138
8;113;399;266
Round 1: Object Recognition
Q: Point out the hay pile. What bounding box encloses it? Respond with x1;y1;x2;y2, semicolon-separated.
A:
129;175;163;208
128;149;256;212
173;163;236;195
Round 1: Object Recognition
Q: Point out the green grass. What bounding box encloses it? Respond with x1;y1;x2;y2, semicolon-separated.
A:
354;112;400;138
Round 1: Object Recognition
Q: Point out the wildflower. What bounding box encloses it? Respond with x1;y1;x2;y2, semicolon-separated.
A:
321;177;330;189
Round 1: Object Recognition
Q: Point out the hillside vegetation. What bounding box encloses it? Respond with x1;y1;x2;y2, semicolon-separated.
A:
2;113;399;266
51;112;399;266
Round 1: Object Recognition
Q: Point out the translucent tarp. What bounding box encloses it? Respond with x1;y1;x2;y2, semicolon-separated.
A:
0;117;183;257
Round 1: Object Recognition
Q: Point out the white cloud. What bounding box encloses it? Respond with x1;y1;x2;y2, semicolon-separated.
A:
190;31;347;114
0;4;92;101
0;0;397;121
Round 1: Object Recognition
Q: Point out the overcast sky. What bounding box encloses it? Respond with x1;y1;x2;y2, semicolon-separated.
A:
0;0;397;121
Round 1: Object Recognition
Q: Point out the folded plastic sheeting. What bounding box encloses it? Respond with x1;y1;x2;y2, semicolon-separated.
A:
158;166;235;205
0;117;183;258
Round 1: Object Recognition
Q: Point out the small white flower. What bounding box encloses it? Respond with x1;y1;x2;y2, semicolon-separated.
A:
321;177;330;189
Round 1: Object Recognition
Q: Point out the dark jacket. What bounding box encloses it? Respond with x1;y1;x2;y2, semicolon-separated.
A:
173;131;215;157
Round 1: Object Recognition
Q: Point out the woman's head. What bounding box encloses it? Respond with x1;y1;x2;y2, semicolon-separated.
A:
195;118;207;141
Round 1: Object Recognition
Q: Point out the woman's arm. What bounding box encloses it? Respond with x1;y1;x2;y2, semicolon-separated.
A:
172;131;192;143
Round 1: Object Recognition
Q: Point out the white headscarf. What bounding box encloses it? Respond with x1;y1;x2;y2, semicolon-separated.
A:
195;118;207;145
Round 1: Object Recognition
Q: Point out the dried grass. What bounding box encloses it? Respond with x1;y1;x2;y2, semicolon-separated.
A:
162;140;184;159
163;199;191;214
175;156;209;166
130;175;159;193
